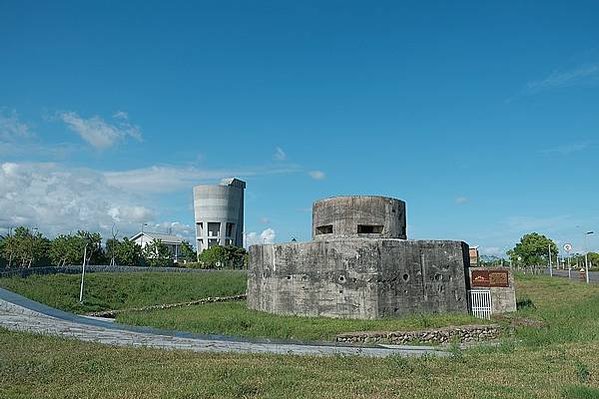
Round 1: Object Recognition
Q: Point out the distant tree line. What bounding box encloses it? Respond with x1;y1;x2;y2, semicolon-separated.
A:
0;226;246;269
502;232;598;271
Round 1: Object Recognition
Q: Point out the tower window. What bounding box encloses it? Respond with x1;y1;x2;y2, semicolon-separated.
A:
208;222;220;237
316;225;333;234
357;225;383;234
226;223;235;237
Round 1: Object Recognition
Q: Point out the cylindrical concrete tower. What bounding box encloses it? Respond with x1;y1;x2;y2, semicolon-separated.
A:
312;195;406;240
193;178;246;253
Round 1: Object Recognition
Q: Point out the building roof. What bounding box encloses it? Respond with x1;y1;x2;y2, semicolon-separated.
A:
130;232;184;245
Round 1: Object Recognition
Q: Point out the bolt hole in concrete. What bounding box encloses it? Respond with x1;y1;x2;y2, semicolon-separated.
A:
286;275;292;280
357;225;383;234
339;276;345;282
402;273;410;282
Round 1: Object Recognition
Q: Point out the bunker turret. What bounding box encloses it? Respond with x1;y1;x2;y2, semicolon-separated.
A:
247;195;471;320
312;196;406;240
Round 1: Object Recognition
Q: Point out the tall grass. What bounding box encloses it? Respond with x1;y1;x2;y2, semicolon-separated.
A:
2;328;598;398
0;271;247;313
512;274;599;347
117;301;479;341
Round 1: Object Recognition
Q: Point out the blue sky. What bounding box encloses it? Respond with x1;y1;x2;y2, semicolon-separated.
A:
1;1;599;255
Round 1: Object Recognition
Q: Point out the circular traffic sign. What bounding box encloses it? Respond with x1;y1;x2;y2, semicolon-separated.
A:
563;243;573;252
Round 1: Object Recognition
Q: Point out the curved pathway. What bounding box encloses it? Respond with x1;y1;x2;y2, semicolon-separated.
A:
0;287;447;358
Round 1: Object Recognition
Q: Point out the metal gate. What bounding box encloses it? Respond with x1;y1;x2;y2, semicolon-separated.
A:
468;289;492;320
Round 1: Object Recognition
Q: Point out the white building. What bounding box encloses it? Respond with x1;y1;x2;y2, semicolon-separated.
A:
130;232;184;262
193;178;246;254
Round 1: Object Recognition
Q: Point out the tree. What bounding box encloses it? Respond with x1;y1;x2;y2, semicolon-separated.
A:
49;234;79;266
197;245;247;269
143;239;173;267
0;235;7;268
1;227;50;268
508;232;558;267
587;252;599;270
49;231;104;266
114;237;145;266
198;245;227;269
179;241;197;263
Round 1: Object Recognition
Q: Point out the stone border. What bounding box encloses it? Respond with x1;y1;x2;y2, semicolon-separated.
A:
336;324;501;345
87;294;247;318
0;265;247;278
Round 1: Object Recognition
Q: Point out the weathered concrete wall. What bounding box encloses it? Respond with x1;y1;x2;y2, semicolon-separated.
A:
248;239;470;319
312;196;406;240
468;267;516;314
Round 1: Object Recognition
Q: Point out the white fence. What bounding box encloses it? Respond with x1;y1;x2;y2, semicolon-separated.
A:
468;289;492;320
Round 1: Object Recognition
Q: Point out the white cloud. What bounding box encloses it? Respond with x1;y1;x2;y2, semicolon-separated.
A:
308;170;326;180
0;162;157;237
273;147;287;161
525;64;599;93
244;228;276;247
104;164;300;194
147;221;195;242
57;111;142;150
455;196;469;205
0;108;33;141
0;108;78;160
504;215;572;232
479;246;504;257
540;142;590;155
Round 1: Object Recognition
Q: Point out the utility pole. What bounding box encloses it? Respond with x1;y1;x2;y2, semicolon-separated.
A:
585;231;594;284
548;244;553;277
79;244;88;303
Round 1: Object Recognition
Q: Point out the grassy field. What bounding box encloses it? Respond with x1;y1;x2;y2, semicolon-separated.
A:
0;271;247;313
509;274;599;347
1;328;598;398
118;273;599;343
2;273;599;397
3;271;599;345
117;301;479;341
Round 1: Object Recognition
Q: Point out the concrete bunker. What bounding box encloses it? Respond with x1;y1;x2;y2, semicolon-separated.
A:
247;195;473;320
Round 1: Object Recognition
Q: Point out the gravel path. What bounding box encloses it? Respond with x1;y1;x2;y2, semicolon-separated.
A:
0;287;447;358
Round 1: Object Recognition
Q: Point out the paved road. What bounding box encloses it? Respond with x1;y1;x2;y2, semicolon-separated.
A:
0;287;446;358
548;269;599;283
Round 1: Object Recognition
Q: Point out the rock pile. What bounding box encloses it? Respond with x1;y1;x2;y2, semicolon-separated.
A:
335;324;501;345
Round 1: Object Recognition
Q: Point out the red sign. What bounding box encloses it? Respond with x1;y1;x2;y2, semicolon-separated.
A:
471;270;510;288
489;271;509;287
471;270;490;287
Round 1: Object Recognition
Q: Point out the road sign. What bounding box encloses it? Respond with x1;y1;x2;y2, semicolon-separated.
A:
563;243;573;252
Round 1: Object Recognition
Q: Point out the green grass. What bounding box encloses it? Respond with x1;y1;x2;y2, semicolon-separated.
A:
117;273;599;343
0;271;247;313
1;328;598;398
3;271;599;347
117;301;479;341
510;274;599;347
2;273;599;397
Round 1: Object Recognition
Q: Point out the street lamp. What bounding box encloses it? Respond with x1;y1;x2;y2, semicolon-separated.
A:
585;231;594;284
